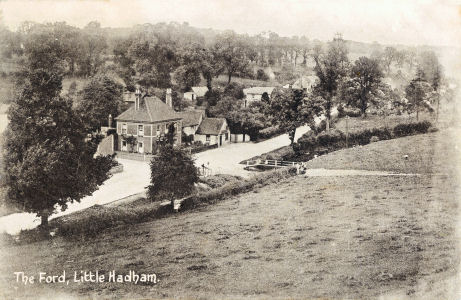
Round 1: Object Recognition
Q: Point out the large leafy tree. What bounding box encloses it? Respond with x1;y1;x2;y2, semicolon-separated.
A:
147;145;199;206
269;87;324;147
75;75;125;132
349;56;383;116
405;71;433;121
213;31;251;84
4;69;116;227
382;46;398;74
312;34;349;131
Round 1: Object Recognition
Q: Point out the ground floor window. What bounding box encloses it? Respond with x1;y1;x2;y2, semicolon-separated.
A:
206;135;210;142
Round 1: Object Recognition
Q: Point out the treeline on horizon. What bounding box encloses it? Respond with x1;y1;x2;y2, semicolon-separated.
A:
0;20;448;94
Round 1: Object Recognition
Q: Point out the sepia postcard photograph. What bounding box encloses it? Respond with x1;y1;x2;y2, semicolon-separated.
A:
0;0;460;299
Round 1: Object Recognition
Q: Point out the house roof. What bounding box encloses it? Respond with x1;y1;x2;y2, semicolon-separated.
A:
115;96;181;123
243;86;275;95
191;86;209;97
196;118;227;135
177;110;205;127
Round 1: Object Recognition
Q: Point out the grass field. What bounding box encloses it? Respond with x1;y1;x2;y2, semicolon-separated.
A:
0;128;458;299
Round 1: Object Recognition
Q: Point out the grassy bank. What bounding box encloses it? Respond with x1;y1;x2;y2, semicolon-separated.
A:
0;130;458;299
9;167;296;243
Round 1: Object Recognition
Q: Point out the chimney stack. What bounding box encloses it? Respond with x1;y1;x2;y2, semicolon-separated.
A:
166;88;172;108
135;87;141;110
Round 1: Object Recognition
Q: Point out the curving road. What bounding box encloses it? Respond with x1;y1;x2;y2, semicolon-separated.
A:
0;125;310;235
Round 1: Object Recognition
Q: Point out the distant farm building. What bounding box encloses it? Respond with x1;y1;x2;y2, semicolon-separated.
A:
242;86;275;107
184;86;209;101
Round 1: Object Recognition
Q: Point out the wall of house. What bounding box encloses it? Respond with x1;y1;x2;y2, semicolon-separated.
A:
116;120;182;153
195;132;230;147
230;133;250;143
183;125;197;136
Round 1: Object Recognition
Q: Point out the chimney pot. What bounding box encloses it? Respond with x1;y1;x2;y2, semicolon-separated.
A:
166;88;173;108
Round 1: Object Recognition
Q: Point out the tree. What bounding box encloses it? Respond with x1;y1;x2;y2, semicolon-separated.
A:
312;34;349;131
382;46;397;74
269;87;323;147
350;56;383;116
223;82;245;100
416;51;443;120
213;31;251;84
173;65;201;92
4;69;116;227
147;145;199;206
207;95;240;117
405;73;432;121
77;21;108;77
75;75;124;132
256;69;269;81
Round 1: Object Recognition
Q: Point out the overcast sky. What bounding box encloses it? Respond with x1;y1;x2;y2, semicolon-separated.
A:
1;0;460;47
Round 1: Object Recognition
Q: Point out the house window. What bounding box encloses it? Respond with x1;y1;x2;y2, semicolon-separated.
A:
156;125;160;136
122;123;127;134
138;124;144;136
165;124;169;134
206;135;210;142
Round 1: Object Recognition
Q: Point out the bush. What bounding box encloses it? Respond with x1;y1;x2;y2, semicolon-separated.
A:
393;120;432;137
370;136;379;143
256;69;269;81
338;106;362;118
258;126;284;140
182;167;297;209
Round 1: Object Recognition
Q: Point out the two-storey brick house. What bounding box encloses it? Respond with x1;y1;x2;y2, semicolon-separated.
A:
115;89;182;154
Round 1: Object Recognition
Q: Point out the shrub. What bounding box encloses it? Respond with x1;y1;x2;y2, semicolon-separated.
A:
258;126;284;140
317;129;345;149
393;120;432;137
182;167;297;210
256;69;269;81
338;106;362;118
370;136;380;143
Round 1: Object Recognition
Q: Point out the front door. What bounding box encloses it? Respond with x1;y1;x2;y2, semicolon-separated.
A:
121;140;127;151
138;142;144;154
219;135;222;146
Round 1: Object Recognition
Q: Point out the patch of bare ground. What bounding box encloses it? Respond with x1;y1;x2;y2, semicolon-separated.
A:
0;130;459;299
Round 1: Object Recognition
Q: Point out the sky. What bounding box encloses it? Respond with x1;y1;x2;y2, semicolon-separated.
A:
0;0;460;47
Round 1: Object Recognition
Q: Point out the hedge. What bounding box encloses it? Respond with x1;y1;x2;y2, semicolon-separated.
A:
294;120;433;158
257;126;285;140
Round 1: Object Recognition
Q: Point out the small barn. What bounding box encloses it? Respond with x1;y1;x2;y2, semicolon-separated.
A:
194;118;230;147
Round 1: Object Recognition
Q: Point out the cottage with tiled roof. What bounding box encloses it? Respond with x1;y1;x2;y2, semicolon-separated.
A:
194;118;230;147
115;89;182;154
177;109;206;137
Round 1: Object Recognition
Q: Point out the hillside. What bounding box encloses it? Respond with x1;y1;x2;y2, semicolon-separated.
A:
0;128;458;299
